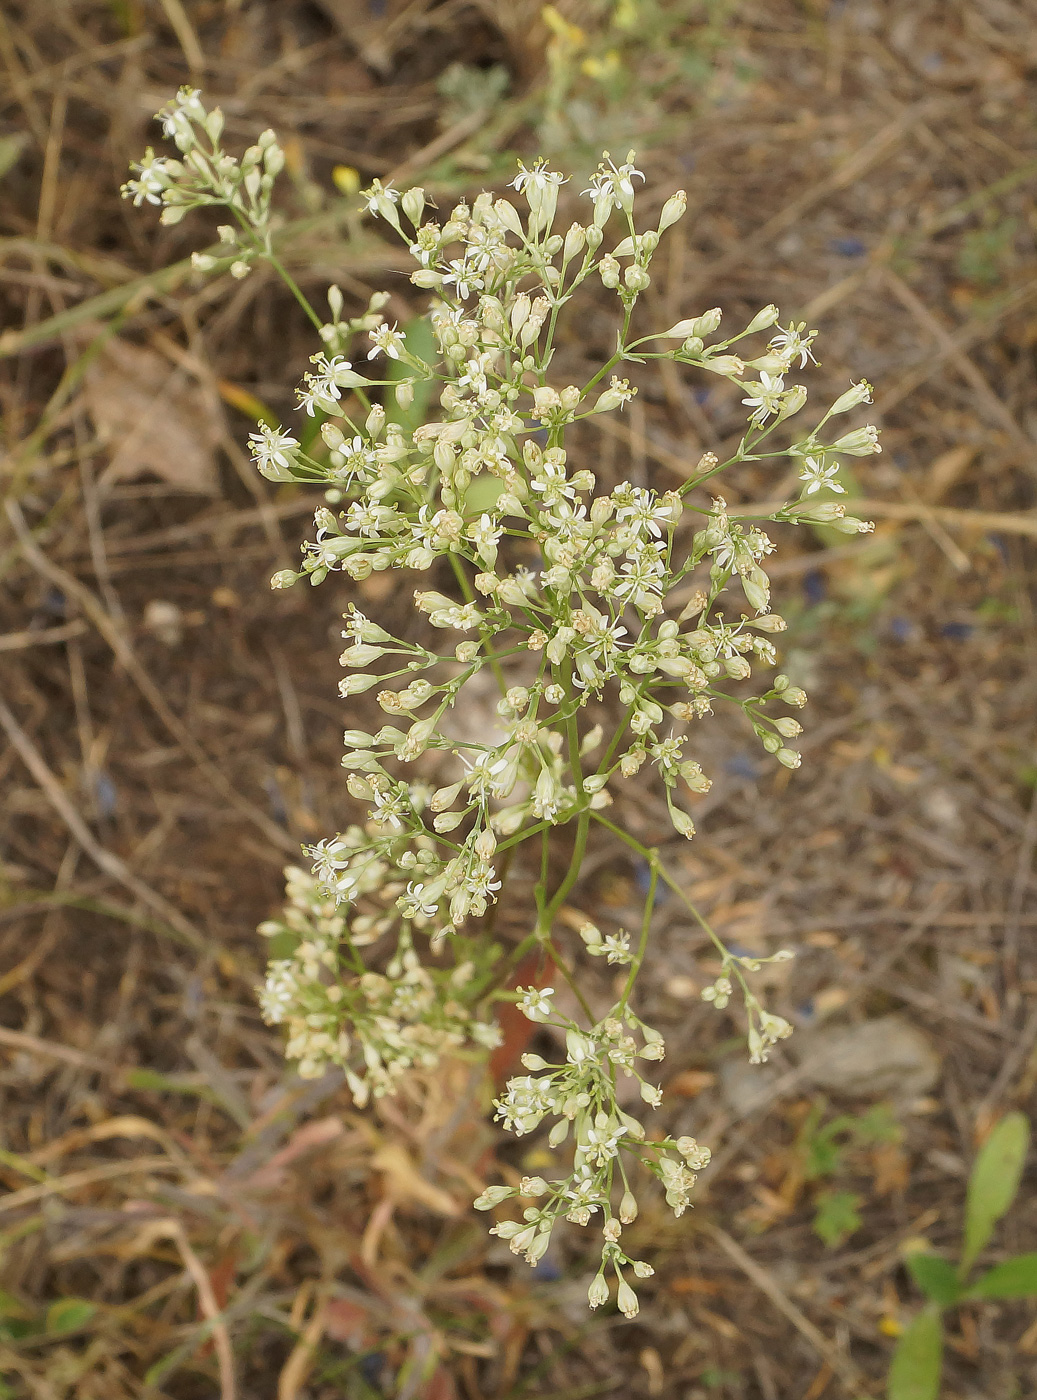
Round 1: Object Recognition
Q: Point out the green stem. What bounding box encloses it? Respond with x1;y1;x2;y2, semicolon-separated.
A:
263;247;324;332
589;811;732;966
619;861;657;1012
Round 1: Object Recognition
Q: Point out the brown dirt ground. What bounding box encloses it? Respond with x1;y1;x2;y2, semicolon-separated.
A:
1;2;1036;1397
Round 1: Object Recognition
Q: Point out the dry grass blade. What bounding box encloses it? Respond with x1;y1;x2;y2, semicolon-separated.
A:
128;1217;237;1400
0;618;88;650
0;694;207;948
705;1224;873;1398
277;1285;329;1400
0;1023;113;1072
0;1155;179;1215
5;498;297;853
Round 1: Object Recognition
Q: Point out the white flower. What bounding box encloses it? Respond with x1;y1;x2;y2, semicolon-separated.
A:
741;371;786;424
367;322;405;360
614;485;674;538
361;178;400;217
582;1120;624;1166
405;882;440;918
248;424;299;474
582;153;644;213
799;456;845;495
296;355;352;415
467;862;502;901
518;986;555;1022
122;151;176;206
509;159;567;197
768;321;817;368
442;258;482;300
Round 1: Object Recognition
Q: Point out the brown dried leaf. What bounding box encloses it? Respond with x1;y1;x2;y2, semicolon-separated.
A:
86;338;222;494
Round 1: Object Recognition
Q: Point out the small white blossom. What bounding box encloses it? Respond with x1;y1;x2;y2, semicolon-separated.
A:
799;456;845;495
741;370;786;424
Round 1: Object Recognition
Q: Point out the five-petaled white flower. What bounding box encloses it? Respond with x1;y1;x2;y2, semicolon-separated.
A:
367;322;405;360
799;456;845;495
741;371;786;423
769;321;817;369
518;986;555;1021
248;424;298;472
509;159;567;196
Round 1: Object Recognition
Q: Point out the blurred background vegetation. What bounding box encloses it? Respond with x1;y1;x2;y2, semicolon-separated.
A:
1;2;1036;1397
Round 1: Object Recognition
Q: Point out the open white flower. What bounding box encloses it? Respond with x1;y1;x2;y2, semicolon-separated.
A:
799;456;845;495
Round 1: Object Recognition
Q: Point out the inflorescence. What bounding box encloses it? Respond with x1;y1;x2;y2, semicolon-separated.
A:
125;89;879;1317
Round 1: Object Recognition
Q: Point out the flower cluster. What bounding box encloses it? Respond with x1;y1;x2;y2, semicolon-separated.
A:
476;991;711;1316
126;93;880;1316
258;862;499;1100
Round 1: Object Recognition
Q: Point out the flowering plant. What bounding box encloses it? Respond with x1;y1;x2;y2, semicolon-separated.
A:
125;89;879;1316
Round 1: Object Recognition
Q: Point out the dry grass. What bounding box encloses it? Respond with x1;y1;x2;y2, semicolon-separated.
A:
1;2;1036;1396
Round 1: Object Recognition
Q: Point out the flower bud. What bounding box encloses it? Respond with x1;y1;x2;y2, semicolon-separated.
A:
339;643;385;667
473;1184;515;1209
745;304;779;333
794;500;845;523
658;189;687;232
342;729;375;747
776;747;802;769
616;1277;640;1318
685;307;723;338
598;255;621;289
831;425;881;455
474;827;497;860
563;222;586;260
588;1274;610;1309
829;380;873;414
700;354;745;377
401;185;425;226
337;673;377;697
780;686;808;707
520;1176;549;1196
430;781;463;812
779;384;808;418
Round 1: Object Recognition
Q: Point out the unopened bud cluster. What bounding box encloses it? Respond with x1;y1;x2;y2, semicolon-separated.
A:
126;96;879;1317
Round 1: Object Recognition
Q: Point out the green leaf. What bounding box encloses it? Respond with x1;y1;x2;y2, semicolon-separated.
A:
854;1103;902;1146
812;1189;862;1247
966;1252;1037;1300
962;1112;1030;1274
46;1298;96;1334
905;1254;960;1306
0;1290;29;1320
382;317;437;434
887;1306;943;1400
